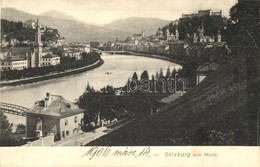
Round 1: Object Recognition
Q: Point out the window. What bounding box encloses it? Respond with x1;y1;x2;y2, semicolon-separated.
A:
74;116;78;123
62;131;65;138
66;130;69;136
65;119;68;125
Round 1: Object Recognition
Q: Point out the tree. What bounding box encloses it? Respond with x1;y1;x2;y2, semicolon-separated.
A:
226;0;259;55
159;68;164;78
85;82;95;93
0;111;24;146
171;68;177;78
140;71;149;80
132;72;138;80
165;67;171;79
15;124;26;134
155;71;159;80
0;111;13;139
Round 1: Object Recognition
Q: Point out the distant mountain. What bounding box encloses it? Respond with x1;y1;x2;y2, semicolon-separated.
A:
39;10;79;21
1;8;130;42
104;17;171;36
1;8;37;22
1;8;171;42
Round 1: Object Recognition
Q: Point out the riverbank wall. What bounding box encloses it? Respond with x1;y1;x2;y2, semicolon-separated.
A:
102;51;186;66
0;59;104;88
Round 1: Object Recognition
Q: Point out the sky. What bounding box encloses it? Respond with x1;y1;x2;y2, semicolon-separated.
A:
2;0;238;25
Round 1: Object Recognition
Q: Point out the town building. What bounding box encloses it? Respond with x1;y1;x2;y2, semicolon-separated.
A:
90;42;100;48
25;93;84;141
196;61;220;84
169;42;186;58
63;50;82;60
185;21;222;44
166;27;179;41
156;28;163;37
41;54;60;66
23;20;36;29
132;30;145;41
0;56;28;71
128;30;145;45
0;19;62;71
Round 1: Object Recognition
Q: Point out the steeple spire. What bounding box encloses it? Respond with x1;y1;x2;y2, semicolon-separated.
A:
34;18;43;67
35;19;42;44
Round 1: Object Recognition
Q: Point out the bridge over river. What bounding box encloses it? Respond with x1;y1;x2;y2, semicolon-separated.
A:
0;102;28;117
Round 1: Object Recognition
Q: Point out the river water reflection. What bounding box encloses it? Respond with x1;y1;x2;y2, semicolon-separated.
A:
0;54;182;125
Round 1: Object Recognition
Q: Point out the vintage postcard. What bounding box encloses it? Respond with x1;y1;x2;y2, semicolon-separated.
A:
0;0;259;166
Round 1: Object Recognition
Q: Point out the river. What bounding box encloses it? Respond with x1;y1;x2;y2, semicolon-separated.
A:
0;53;182;127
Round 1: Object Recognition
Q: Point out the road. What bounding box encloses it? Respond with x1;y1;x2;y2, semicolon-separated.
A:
160;91;186;104
54;118;135;146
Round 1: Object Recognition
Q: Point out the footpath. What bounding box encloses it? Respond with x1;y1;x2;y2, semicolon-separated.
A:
54;118;135;146
160;91;186;104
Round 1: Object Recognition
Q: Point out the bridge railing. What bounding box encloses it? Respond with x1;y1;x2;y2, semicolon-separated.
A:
0;102;28;116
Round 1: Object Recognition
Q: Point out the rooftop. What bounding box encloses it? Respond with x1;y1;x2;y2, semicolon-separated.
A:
6;47;33;58
26;93;84;118
196;61;220;72
42;53;60;58
1;56;26;61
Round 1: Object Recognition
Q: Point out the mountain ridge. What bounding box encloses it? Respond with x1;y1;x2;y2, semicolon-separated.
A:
39;10;79;21
104;17;171;36
1;8;172;42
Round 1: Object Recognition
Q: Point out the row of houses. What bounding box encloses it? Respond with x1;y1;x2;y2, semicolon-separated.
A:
0;51;60;71
1;19;89;71
63;44;90;60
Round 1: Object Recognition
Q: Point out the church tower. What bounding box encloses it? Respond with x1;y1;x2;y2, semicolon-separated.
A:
34;19;43;67
217;28;221;42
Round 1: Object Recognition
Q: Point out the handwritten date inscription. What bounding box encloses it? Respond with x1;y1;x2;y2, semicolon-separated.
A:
81;146;151;160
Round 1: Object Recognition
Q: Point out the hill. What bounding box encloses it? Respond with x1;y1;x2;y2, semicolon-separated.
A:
1;8;130;42
1;19;60;44
104;17;171;36
87;56;260;146
1;8;172;42
39;10;79;21
1;8;37;22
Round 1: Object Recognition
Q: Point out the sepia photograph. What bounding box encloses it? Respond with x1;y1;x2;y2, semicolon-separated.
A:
0;0;259;166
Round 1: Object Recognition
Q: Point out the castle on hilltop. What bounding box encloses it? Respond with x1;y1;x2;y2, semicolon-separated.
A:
182;9;222;18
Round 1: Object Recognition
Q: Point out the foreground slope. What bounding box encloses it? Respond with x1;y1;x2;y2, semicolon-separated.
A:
88;57;260;146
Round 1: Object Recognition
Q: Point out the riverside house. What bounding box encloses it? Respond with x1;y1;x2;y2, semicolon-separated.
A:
25;93;84;141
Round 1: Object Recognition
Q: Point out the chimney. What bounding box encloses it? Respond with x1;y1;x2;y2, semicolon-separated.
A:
44;92;52;107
